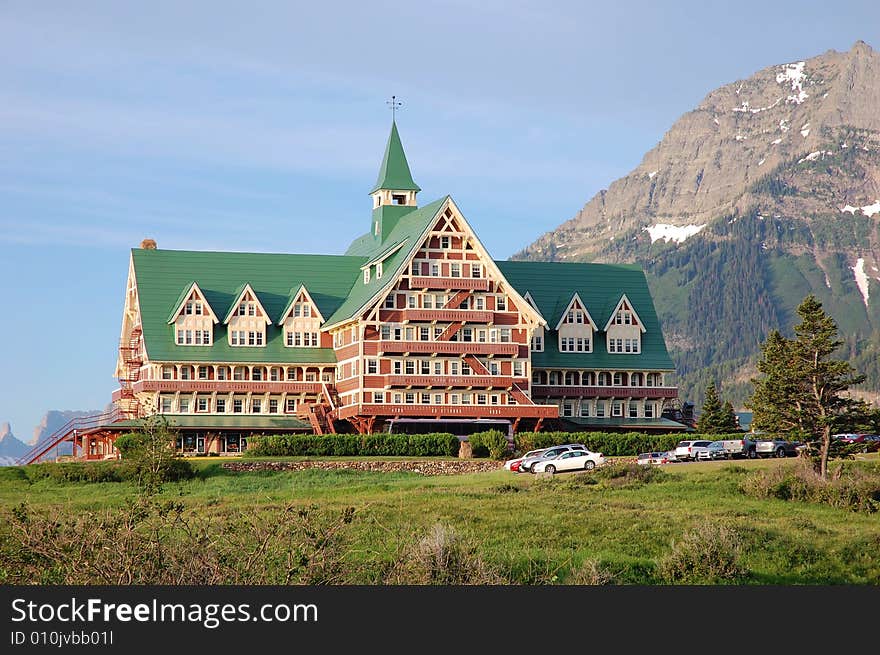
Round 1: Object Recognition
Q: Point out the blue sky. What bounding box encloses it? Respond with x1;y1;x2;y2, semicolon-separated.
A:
0;1;877;440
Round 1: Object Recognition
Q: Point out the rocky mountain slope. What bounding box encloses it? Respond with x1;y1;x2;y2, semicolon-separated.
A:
515;41;880;408
0;423;29;462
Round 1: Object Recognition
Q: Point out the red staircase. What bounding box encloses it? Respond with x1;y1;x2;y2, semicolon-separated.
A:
117;326;143;419
17;407;123;465
306;383;339;435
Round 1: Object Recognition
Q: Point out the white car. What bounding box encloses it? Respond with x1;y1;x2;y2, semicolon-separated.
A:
518;444;587;473
504;448;547;471
673;439;714;462
532;449;605;474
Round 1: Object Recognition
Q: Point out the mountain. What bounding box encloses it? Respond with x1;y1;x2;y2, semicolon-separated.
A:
515;41;880;409
0;422;29;462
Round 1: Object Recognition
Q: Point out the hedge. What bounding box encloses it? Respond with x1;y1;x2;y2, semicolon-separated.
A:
466;430;510;460
245;433;461;457
513;432;751;457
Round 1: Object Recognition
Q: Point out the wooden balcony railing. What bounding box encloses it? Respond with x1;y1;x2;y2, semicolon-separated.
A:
530;385;678;399
127;380;327;395
386;375;521;388
400;309;493;323
410;276;490;291
335;403;558;420
376;341;519;356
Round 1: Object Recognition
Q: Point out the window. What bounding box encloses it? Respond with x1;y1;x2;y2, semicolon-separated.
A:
269;399;278;414
185;330;193;345
513;361;524;377
562;401;574;417
251;399;262;413
367;359;378;374
160;397;172;413
440;236;450;249
579;402;590;418
176;330;184;344
629;402;639;418
450;263;461;278
434;361;442;375
194;301;203;315
461;327;473;342
500;328;511;343
450;394;460;404
217;367;228;381
431;263;439;277
420;360;430;374
376;262;383;278
405;360;416;374
197;366;209;380
475;296;484;310
612;401;623;417
162;366;173;380
393;393;403;404
411;261;421;276
596;401;606;418
180;367;192;380
477;393;487;405
496;296;507;311
233;367;245;381
408;295;417;309
613;372;622;386
531;335;543;352
644;403;654;418
184;301;194;315
197;397;209;412
216;398;226;413
384;294;396;310
364;268;371;283
179;398;190;413
373;392;384;404
285;399;297;413
405;393;415;404
393;360;402;374
420;393;430;404
471;264;481;278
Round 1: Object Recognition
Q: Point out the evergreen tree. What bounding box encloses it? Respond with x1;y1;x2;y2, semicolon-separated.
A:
720;401;740;432
747;295;865;478
697;383;723;433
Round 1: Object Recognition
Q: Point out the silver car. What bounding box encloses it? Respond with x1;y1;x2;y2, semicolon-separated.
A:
518;444;587;473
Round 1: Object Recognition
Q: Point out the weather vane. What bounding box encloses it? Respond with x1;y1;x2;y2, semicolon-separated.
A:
387;95;403;120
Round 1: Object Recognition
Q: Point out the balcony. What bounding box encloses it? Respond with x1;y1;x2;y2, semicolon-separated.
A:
335;403;558;420
530;385;678;399
410;276;490;291
400;309;493;323
126;380;327;395
386;375;518;388
377;341;518;356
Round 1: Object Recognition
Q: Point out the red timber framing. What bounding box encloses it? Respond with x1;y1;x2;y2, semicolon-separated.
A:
332;202;556;433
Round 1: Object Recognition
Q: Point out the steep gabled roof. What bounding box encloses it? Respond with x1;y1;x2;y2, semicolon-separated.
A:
370;121;420;194
554;292;598;331
325;197;448;328
131;248;365;363
222;283;272;325
602;293;647;333
165;281;220;324
496;260;674;371
277;284;326;324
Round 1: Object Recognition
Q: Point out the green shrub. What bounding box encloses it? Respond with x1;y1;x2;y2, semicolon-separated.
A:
467;430;509;459
26;462;123;484
514;431;718;457
592;462;666;486
658;522;748;584
245;433;461;458
739;461;880;513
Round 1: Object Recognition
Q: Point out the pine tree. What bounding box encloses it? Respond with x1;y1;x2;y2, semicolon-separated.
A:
720;401;740;432
697;383;723;433
747;295;865;478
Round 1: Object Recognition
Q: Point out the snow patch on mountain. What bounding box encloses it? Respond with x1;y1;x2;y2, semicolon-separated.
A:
852;258;870;307
777;61;809;104
644;223;707;244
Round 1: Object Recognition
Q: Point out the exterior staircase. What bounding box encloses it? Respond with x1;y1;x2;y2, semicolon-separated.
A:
17;407;123;465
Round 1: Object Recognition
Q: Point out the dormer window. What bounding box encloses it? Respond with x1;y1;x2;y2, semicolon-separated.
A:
376;262;383;278
440;236;450;249
364;268;371;284
614;310;632;325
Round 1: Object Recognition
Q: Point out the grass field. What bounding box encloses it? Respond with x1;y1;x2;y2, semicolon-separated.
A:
1;456;878;584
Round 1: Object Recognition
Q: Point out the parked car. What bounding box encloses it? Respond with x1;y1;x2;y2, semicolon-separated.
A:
755;438;800;458
833;433;866;444
518;444;587;473
673;439;714;462
696;441;728;461
532;449;605;474
504;448;546;471
637;451;670;465
863;435;880;452
716;437;758;459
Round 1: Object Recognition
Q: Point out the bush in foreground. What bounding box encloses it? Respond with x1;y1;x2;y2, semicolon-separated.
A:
246;433;461;457
739;460;880;513
658;522;748;584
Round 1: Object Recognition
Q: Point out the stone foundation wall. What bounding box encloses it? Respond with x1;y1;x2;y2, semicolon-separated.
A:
221;460;504;476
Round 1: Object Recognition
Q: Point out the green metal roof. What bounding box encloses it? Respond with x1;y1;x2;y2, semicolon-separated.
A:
496;261;675;371
327;197;448;327
108;415;311;431
133;248;365;364
369;121;421;194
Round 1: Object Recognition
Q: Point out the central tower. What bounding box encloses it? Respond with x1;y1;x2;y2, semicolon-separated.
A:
369;121;421;242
